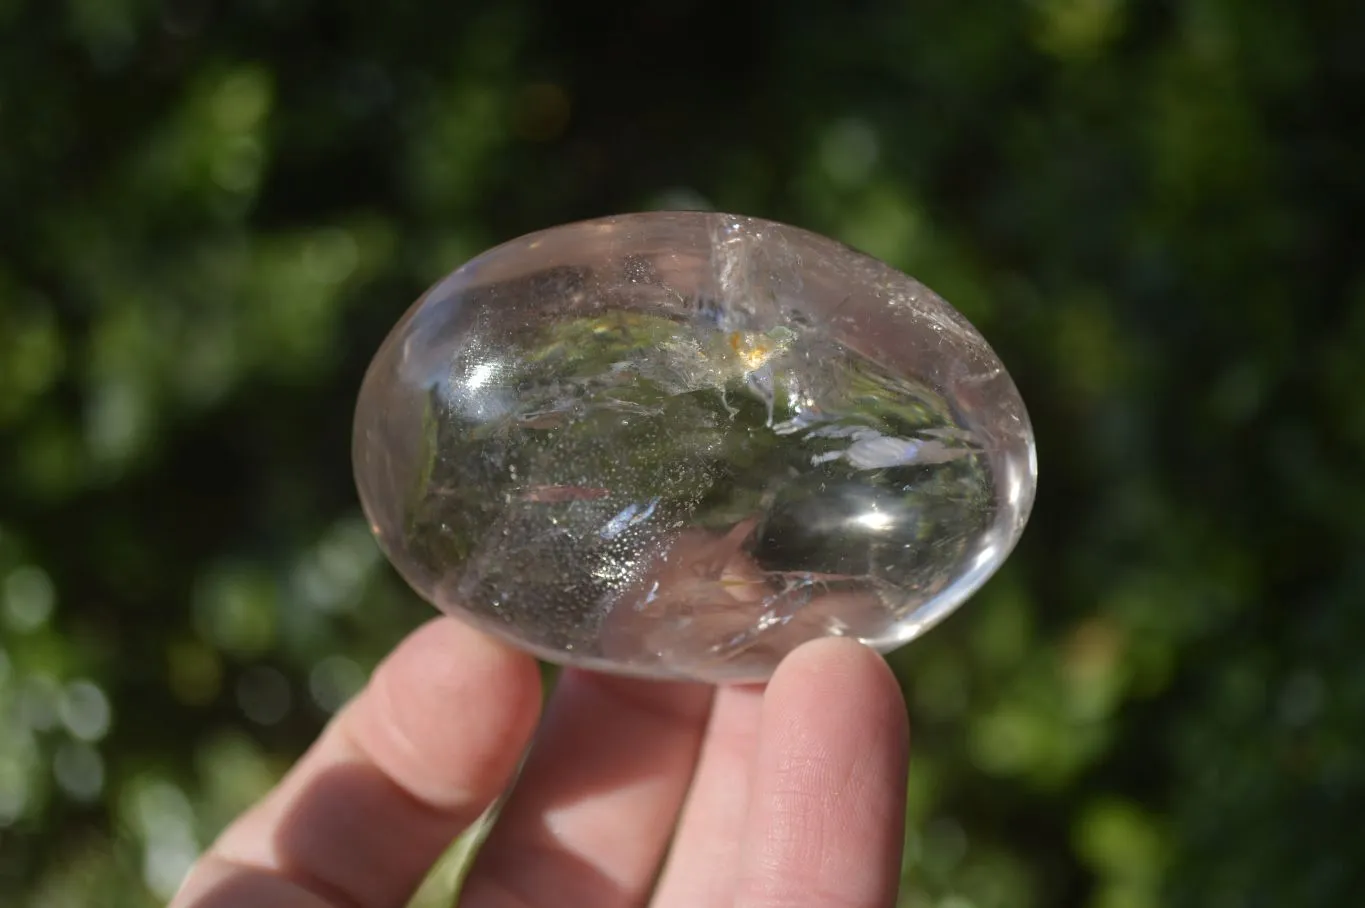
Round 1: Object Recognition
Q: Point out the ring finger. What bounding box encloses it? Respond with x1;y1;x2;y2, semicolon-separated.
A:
459;669;714;907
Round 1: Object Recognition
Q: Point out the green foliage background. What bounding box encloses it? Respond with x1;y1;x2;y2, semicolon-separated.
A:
2;1;1362;905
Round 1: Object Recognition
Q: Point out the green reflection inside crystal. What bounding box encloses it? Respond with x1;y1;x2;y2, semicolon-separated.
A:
400;306;992;671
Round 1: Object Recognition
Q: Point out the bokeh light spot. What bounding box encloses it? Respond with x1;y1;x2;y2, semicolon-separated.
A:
3;565;55;632
235;665;292;725
309;655;367;714
53;741;104;802
59;679;112;742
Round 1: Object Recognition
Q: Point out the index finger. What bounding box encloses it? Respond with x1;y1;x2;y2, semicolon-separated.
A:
172;617;544;908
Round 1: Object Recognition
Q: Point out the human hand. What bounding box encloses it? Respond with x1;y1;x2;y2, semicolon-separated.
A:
172;618;910;907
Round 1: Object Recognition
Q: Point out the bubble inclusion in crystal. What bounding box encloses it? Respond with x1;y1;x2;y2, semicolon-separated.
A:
353;212;1037;683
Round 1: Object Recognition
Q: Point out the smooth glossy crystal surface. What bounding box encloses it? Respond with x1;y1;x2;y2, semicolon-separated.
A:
354;212;1036;682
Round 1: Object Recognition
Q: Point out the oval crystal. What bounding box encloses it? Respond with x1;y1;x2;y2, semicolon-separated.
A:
354;212;1037;683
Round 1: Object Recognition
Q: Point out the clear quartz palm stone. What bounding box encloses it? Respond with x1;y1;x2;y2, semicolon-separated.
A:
353;212;1036;683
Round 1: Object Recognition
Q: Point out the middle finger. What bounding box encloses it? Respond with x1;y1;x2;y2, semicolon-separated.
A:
460;669;714;907
649;681;767;908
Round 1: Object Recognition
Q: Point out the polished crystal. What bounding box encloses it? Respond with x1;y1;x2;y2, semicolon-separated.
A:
353;212;1037;682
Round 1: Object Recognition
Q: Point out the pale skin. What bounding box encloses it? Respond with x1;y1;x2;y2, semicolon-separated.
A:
172;618;911;908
